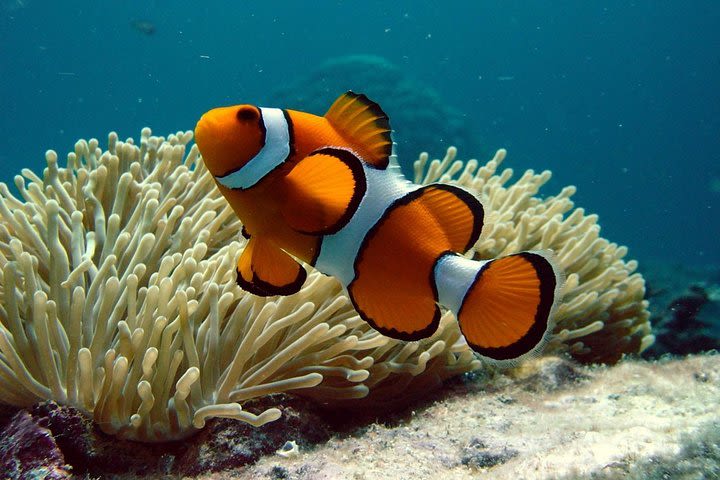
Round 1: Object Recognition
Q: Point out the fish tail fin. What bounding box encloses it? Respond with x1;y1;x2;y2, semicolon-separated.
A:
434;251;561;363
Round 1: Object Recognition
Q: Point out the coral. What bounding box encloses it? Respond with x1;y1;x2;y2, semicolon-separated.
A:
0;399;330;476
641;261;720;357
24;401;178;476
647;285;720;356
414;147;654;363
267;55;478;174
0;409;72;479
0;129;652;441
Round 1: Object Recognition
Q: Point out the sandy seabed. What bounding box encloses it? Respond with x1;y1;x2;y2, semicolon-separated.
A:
197;354;719;480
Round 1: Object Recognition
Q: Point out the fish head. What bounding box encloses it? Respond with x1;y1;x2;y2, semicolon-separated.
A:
195;104;265;177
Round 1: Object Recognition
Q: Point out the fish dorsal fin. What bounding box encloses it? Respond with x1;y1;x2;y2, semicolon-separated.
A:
325;91;392;169
282;147;366;235
236;235;307;296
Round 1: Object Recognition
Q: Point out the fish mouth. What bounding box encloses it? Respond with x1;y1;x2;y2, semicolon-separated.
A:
194;112;220;172
194;111;219;157
194;116;206;147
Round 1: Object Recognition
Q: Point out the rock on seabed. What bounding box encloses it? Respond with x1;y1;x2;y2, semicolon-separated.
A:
0;410;71;479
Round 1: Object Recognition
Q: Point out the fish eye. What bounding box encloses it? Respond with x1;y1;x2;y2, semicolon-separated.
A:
236;106;258;122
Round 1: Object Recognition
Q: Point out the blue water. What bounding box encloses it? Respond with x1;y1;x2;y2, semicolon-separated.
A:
1;1;718;266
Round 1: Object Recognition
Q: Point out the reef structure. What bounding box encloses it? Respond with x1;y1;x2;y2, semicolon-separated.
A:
267;55;479;175
0;129;652;441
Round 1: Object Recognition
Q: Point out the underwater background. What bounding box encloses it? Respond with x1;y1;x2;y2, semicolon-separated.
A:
1;0;718;266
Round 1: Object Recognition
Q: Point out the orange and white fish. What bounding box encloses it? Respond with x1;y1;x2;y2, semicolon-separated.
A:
194;91;561;362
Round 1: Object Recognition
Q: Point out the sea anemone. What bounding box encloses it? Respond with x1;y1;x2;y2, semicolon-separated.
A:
0;129;652;441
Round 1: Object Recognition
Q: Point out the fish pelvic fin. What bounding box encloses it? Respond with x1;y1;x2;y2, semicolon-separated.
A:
236;236;307;296
434;251;562;364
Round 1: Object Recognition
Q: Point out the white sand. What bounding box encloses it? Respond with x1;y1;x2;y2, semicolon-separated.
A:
212;354;719;480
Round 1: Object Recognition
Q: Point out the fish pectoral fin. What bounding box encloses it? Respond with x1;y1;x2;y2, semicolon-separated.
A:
236;236;307;296
282;147;366;235
324;91;392;169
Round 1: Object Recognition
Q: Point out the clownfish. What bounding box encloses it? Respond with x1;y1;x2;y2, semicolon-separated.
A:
194;91;561;362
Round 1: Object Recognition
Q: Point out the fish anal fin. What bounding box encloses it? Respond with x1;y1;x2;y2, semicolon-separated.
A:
325;91;392;169
236;236;307;296
282;147;366;235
